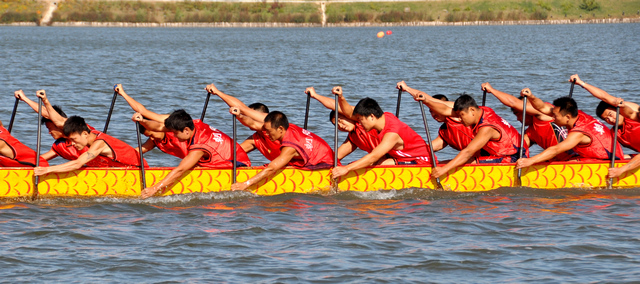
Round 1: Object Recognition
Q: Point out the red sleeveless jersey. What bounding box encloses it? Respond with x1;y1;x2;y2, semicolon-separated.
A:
252;130;281;161
0;126;49;167
153;131;189;159
347;123;380;153
617;118;640;152
473;107;528;162
525;116;574;161
438;117;474;151
92;130;148;167
570;111;624;160
281;124;335;170
378;112;434;164
188;120;251;168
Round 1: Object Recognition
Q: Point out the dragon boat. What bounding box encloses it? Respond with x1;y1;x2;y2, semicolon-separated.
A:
1;160;638;199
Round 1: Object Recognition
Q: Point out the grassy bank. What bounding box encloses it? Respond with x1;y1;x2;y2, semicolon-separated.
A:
1;0;639;25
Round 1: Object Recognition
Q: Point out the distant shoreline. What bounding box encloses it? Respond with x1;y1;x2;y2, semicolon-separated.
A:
4;17;639;28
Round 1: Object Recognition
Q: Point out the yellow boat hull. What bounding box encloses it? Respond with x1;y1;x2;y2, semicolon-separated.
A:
1;161;638;199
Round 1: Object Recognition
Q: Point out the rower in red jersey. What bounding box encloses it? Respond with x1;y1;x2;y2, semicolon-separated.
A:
138;109;251;198
33;115;147;176
204;83;281;161
483;83;576;161
516;94;624;170
397;81;488;163
422;92;527;179
0;119;48;167
114;84;189;159
331;97;435;179
229;110;335;191
14;90;113;167
305;86;393;165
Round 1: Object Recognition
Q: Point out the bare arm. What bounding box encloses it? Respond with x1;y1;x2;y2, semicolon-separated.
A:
231;147;297;191
34;140;109;175
609;153;640;179
572;75;640;117
337;138;356;160
483;84;549;120
237;104;268;127
41;149;58;161
522;90;554;116
620;103;640;122
206;83;247;109
36;90;67;129
240;138;256;153
136;138;156;154
306;87;340;112
115;84;169;123
229;107;263;131
434;127;496;176
431;135;446;152
15;90;53;118
516;132;585;169
141;150;204;198
134;113;170;132
333;132;401;178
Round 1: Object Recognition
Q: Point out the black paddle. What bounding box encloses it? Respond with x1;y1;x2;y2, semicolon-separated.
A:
517;96;527;186
608;105;621;189
201;92;212;122
33;96;43;200
104;87;118;133
135;122;147;190
7;97;19;133
332;91;340;192
481;90;487;107
395;88;402;118
303;91;311;130
568;78;576;99
232;114;237;184
417;94;442;189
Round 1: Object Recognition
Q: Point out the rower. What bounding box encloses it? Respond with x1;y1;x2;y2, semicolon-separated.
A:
229;110;335;191
305;86;392;165
516;94;624;170
0;118;49;167
14;90;112;166
204;83;281;161
483;83;576;161
136;109;251;198
575;74;640;153
33;115;146;176
331;97;435;179
397;81;481;161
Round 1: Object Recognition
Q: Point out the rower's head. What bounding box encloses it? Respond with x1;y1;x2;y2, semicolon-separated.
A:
353;98;384;131
41;105;66;140
453;94;481;127
164;109;195;141
263;111;288;141
63;116;92;150
431;94;448;122
329;110;356;132
596;101;623;126
249;103;270;113
552;97;579;127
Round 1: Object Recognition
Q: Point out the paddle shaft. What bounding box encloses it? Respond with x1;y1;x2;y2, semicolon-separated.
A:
569;79;576;98
333;93;339;191
232;115;237;184
34;98;43;200
418;101;442;189
481;90;487;107
608;105;621;189
103;91;118;133
135;122;147;190
517;97;527;186
303;93;311;130
201;92;211;122
7;98;19;133
395;89;402;118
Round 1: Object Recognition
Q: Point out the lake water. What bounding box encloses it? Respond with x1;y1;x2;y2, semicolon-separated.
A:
1;24;639;282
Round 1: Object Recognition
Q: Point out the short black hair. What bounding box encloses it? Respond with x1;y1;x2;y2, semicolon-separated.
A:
453;94;479;112
164;109;195;131
329;110;337;123
63;116;91;136
596;101;614;119
353;97;384;118
264;111;289;130
41;105;67;125
553;96;579;118
433;94;448;101
248;103;270;114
